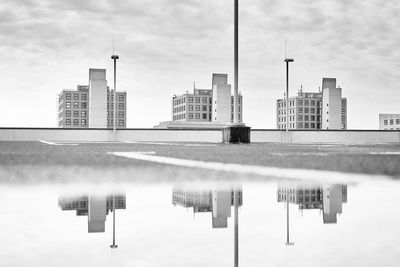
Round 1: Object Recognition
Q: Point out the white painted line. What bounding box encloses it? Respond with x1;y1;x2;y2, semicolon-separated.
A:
108;151;394;184
124;141;217;147
368;152;400;155
38;140;78;146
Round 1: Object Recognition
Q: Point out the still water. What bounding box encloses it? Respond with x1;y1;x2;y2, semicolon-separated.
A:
1;180;399;266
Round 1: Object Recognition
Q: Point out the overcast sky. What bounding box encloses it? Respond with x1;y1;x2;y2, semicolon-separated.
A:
0;0;399;129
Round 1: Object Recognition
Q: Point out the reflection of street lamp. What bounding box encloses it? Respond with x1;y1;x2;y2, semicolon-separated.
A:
110;195;118;248
285;199;294;246
284;58;294;141
234;186;239;267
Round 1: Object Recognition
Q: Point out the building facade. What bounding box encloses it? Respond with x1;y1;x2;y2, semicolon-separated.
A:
379;114;400;130
170;73;242;125
276;78;347;130
58;69;127;128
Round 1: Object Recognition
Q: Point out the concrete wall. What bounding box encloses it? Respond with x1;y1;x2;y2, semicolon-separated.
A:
0;128;399;143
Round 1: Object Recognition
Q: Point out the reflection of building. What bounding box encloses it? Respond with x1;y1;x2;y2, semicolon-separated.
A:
277;183;347;224
172;185;242;228
58;68;127;128
379;114;400;130
276;78;347;130
58;194;126;233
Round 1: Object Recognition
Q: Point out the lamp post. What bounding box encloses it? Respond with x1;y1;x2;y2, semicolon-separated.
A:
233;0;239;124
111;55;119;135
110;195;118;248
284;58;294;141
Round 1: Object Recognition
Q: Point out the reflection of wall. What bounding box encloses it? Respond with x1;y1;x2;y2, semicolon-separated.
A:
172;186;242;228
277;183;347;224
58;194;126;233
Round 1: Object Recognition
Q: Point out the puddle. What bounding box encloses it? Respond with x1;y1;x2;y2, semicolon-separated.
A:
1;180;399;266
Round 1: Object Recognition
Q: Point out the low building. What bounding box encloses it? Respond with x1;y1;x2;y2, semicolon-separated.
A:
58;69;127;128
379;114;400;130
158;73;242;128
276;78;347;130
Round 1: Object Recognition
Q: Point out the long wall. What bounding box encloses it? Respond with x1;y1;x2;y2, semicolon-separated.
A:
0;128;399;143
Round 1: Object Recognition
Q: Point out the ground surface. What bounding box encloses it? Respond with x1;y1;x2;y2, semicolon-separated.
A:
0;141;399;183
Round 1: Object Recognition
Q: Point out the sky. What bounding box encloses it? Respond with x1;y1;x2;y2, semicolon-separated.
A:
0;0;399;129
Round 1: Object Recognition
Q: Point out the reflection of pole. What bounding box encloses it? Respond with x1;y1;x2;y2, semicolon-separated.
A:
285;199;294;246
234;187;239;267
110;195;118;248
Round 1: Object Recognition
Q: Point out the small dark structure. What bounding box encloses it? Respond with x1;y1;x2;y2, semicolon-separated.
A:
222;124;251;143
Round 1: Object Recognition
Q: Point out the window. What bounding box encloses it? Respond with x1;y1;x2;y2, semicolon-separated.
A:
119;120;124;126
66;119;71;125
298;123;303;129
74;94;79;100
304;108;309;113
66;102;71;108
390;119;394;125
297;100;303;105
66;110;71;117
81;94;87;100
305;123;309;129
119;94;124;101
304;100;309;106
311;115;315;121
119;111;124;118
304;115;309;121
73;102;79;108
202;113;207;119
384;120;388;126
396;119;400;125
189;97;193;103
202;105;207;111
202;97;207;103
81;102;86;109
195;113;200;119
189;113;193;119
311;123;315;128
195;105;200;111
298;107;303;113
81;111;86;117
195;97;200;103
73;119;79;125
73;111;79;117
189;105;193;111
310;100;315;106
310;108;315;113
297;115;303;121
66;93;71;100
81;119;86;126
118;103;124;109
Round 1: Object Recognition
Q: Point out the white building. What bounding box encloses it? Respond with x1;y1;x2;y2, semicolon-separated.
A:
212;74;232;123
379;114;400;130
89;69;108;128
321;78;343;130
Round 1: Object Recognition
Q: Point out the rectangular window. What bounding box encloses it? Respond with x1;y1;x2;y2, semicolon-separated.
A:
189;105;193;111
305;123;309;128
119;94;124;101
297;115;303;121
310;108;315;113
202;97;207;103
118;103;124;109
73;111;79;117
66;110;71;117
118;120;124;126
195;97;200;103
304;100;309;106
195;113;200;119
311;115;315;121
195;105;200;111
73;94;79;100
297;100;303;105
304;108;309;113
311;123;315;128
66;119;71;125
298;123;303;129
298;107;303;113
81;111;86;117
119;111;124;118
81;119;86;126
81;102;86;109
390;119;394;125
202;113;207;119
73;102;79;108
304;115;309;121
189;113;193;119
202;105;207;111
189;97;193;103
66;93;71;100
384;120;388;126
73;119;79;125
310;100;315;106
66;102;71;108
396;119;400;125
81;94;87;100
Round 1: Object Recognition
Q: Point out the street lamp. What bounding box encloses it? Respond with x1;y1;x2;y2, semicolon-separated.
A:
284;58;294;141
111;54;119;135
